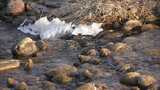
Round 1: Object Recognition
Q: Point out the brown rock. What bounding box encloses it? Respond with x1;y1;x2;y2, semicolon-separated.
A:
123;20;142;31
0;60;20;72
79;55;101;64
46;64;77;84
82;69;93;79
119;64;135;73
86;49;97;56
113;43;128;54
120;72;141;86
137;75;156;88
24;59;33;71
36;40;48;51
7;78;18;87
15;82;28;90
141;24;160;31
13;37;38;57
7;0;25;16
99;48;111;57
76;83;96;90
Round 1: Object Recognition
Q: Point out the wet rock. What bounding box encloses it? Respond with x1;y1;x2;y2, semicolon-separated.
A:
76;83;96;90
113;42;128;54
41;81;56;90
141;24;160;31
137;75;156;89
76;83;108;90
7;0;25;16
24;59;33;71
95;84;108;90
78;55;101;64
123;20;142;31
7;78;18;87
120;72;141;86
66;40;80;49
0;60;20;71
46;64;77;84
13;37;38;57
99;48;111;57
15;82;28;90
82;69;93;79
86;49;97;56
36;40;48;51
130;87;140;90
119;64;135;73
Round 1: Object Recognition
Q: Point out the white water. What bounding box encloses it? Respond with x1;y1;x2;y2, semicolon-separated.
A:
18;17;103;40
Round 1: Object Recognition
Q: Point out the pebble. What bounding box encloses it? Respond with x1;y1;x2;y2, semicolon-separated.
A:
36;40;48;51
99;48;111;57
113;42;128;54
78;55;101;64
7;78;18;87
86;49;97;56
76;83;97;90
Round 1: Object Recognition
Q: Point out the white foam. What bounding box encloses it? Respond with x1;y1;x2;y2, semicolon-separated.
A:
18;16;103;40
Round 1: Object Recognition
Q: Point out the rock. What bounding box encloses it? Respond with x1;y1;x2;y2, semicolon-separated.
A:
130;87;140;90
41;81;56;90
46;64;77;84
76;83;97;90
123;20;142;31
86;49;97;56
13;37;38;57
99;48;111;57
15;82;28;90
82;69;93;79
24;59;33;71
141;24;160;31
7;0;25;16
120;72;141;86
7;78;18;87
76;83;108;90
119;64;135;73
137;75;156;88
36;40;48;51
78;55;101;64
113;43;128;54
0;60;20;72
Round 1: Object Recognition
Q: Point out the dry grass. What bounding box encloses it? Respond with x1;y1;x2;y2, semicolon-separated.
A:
73;0;159;24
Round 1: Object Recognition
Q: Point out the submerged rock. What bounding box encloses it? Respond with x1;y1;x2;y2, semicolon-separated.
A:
24;58;33;71
13;37;38;58
15;82;28;90
36;40;48;51
7;78;18;87
99;48;111;57
137;75;156;89
76;83;97;90
86;49;97;56
113;42;128;54
78;55;101;64
46;64;77;84
76;83;108;90
120;72;141;86
0;60;20;72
